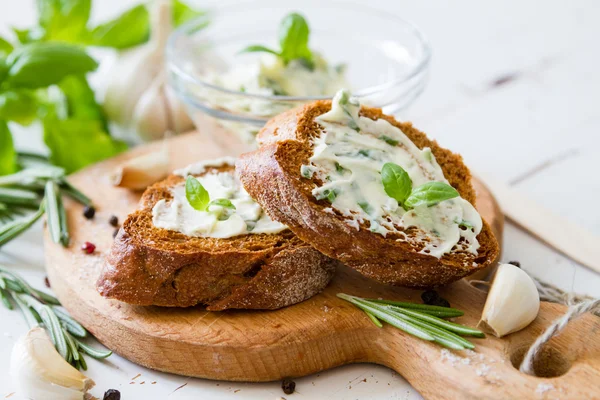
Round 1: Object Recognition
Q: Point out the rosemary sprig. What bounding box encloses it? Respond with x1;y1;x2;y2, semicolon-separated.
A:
0;154;91;248
0;265;112;369
338;293;485;350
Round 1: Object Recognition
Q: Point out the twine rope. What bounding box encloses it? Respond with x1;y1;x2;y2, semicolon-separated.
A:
519;298;600;375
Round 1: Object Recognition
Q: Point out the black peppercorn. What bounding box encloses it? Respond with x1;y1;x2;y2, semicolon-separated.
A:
83;206;95;219
103;389;121;400
281;378;296;395
109;215;119;227
421;290;439;305
421;290;450;308
508;260;521;268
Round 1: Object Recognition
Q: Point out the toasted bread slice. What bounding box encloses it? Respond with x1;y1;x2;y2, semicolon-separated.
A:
237;98;499;288
97;160;336;310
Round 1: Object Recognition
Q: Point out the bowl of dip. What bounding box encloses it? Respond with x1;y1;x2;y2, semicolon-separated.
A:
167;0;431;150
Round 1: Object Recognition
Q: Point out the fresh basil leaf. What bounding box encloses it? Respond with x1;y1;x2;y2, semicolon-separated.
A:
0;58;9;85
278;13;312;67
0;122;18;176
37;0;91;42
88;4;149;49
0;90;39;126
208;198;236;210
43;118;126;173
58;75;107;129
239;45;280;57
0;37;13;56
173;0;206;27
185;176;210;211
381;163;412;206
6;42;98;89
405;182;459;208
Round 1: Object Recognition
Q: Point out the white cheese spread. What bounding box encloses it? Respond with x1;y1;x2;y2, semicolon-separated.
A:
200;53;348;143
152;161;287;238
302;90;483;258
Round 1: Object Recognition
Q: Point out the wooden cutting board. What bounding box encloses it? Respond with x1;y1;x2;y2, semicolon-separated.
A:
44;131;600;400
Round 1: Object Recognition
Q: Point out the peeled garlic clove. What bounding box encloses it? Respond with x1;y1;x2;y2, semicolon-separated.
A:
111;147;170;190
478;263;540;337
11;327;94;400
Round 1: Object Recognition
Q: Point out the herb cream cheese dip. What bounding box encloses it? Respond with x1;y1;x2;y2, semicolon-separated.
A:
301;90;483;258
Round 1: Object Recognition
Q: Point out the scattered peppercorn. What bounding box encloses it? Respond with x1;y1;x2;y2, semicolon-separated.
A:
83;206;96;219
103;389;121;400
281;378;296;395
81;242;96;254
421;290;450;308
508;260;521;268
44;276;51;288
113;228;119;238
109;215;119;227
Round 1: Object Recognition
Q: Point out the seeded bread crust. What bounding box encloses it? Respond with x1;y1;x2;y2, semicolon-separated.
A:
96;164;336;310
237;101;500;288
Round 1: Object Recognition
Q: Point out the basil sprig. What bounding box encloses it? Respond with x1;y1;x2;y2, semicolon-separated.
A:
185;176;236;212
381;162;459;209
240;12;314;69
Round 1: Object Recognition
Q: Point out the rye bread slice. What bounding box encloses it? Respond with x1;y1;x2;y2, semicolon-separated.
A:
236;101;500;288
96;163;336;310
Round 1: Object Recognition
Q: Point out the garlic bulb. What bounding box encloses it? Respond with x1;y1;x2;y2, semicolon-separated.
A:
478;263;540;337
103;0;193;142
111;146;170;190
10;327;94;400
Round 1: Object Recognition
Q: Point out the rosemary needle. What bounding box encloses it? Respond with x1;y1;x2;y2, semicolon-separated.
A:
338;293;484;350
0;265;112;369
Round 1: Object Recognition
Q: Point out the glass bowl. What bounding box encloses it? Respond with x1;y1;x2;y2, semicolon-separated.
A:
166;0;431;151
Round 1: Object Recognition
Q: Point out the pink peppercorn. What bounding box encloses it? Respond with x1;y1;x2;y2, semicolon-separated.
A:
81;242;96;254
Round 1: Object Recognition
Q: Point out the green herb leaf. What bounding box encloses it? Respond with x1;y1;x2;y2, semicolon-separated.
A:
173;0;206;27
0;37;13;56
405;182;459;208
208;198;236;210
239;45;280;57
0;122;17;176
381;163;412;206
185;176;210;211
380;135;399;146
88;4;149;49
278;12;313;67
36;0;91;42
0;90;39;125
58;75;107;129
6;42;98;89
455;218;473;229
43;118;126;173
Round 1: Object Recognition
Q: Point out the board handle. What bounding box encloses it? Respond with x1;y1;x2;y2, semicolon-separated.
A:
368;293;600;400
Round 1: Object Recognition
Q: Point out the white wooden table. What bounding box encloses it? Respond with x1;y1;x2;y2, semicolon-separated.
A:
1;0;599;399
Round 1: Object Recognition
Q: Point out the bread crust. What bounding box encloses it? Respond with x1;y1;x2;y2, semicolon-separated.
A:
96;165;336;310
237;101;500;288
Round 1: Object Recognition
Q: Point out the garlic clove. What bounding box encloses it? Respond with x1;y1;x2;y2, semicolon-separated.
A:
478;263;540;337
132;73;170;142
11;327;94;400
165;84;194;134
133;73;195;142
111;147;170;190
